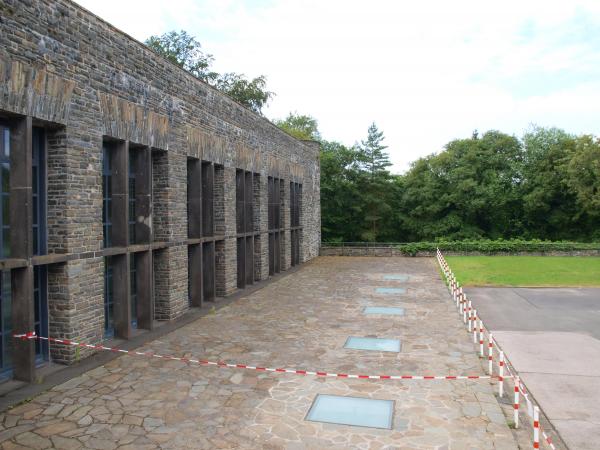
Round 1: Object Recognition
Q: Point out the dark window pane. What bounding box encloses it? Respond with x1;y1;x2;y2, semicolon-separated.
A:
2;129;9;158
1;164;9;193
2;227;10;258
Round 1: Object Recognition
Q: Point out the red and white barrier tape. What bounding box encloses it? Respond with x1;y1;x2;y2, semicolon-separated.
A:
13;332;494;381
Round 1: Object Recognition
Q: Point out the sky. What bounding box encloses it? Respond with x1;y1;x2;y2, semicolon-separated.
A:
74;0;600;173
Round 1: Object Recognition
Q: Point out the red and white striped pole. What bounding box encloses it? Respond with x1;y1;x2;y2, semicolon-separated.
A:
467;301;473;330
514;376;520;428
479;319;484;357
463;297;468;324
472;309;478;343
488;333;494;374
498;351;505;397
533;406;540;448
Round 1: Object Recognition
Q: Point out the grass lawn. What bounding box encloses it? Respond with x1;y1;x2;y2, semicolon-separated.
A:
445;256;600;287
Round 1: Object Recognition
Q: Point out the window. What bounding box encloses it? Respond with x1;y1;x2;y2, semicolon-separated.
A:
268;177;283;275
104;257;114;336
102;145;112;248
130;254;137;328
237;170;257;288
0;125;10;258
128;151;136;244
0;271;11;375
290;182;302;266
33;266;48;362
32;128;46;255
201;162;214;237
187;158;201;239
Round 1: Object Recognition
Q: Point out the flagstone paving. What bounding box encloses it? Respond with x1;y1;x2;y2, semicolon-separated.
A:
0;257;518;449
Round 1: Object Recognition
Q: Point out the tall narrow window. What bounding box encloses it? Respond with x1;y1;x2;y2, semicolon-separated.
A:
0;271;11;375
202;162;214;237
130;254;137;328
236;170;244;234
0;125;10;258
104;257;114;336
33;266;48;362
187;158;201;239
290;182;302;266
32;128;46;255
268;177;282;275
237;170;256;288
128;150;136;245
102;145;112;248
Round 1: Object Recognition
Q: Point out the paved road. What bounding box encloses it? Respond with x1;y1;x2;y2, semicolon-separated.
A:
0;258;516;449
467;287;600;450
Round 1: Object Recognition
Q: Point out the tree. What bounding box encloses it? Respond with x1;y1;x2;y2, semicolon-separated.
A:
145;30;274;113
214;73;273;114
145;30;218;82
320;141;365;241
562;135;600;238
400;131;523;240
274;113;320;141
357;123;391;178
520;126;579;239
354;123;394;241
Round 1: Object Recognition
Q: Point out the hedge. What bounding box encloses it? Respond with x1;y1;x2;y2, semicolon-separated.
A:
396;239;600;256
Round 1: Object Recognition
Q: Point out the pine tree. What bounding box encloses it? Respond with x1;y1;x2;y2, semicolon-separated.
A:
357;123;391;179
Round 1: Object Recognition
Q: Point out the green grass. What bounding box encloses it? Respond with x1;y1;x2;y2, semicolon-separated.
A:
446;256;600;287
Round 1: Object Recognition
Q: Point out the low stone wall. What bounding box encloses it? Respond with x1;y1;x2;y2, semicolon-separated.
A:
320;247;404;257
320;247;600;257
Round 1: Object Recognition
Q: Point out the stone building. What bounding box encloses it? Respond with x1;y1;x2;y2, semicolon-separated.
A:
0;0;320;382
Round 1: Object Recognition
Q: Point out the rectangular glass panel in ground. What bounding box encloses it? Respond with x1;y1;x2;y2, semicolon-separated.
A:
344;336;401;352
363;306;405;316
375;287;406;294
383;274;409;281
306;394;394;429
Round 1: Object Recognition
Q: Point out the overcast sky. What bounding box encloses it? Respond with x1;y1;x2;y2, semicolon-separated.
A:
74;0;600;173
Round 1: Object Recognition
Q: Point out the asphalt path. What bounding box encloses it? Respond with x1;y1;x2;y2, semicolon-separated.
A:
467;287;600;450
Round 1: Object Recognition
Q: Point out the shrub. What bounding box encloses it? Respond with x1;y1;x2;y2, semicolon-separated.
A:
396;239;600;256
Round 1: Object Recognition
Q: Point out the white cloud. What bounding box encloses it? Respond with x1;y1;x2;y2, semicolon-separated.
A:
75;0;600;173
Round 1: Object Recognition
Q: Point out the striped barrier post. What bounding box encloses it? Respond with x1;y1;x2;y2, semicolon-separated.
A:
488;333;494;374
479;319;484;357
463;297;468;324
514;376;520;428
533;406;540;448
455;284;459;308
467;301;473;331
498;351;504;397
472;310;478;343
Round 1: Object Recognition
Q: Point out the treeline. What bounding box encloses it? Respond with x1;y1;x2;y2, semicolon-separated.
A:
139;31;599;243
276;115;600;242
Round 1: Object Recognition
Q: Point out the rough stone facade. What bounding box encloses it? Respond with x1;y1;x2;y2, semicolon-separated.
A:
0;0;320;373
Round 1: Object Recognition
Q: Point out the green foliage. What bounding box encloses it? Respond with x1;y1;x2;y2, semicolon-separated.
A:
145;30;218;81
274;113;320;141
357;123;391;177
145;30;273;113
318;124;401;242
563;135;600;222
396;239;600;256
213;73;273;114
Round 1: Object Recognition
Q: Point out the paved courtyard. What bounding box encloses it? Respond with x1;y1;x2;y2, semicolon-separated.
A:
0;257;517;449
467;287;600;450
